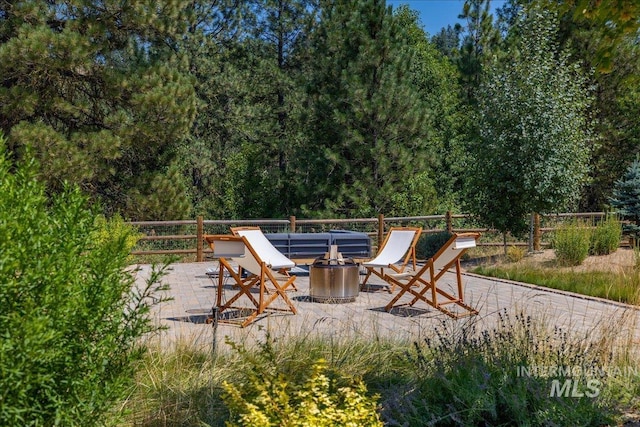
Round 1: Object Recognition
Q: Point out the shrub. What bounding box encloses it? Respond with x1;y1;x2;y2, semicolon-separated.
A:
92;213;143;260
554;220;591;266
506;245;526;262
222;339;383;427
416;231;452;259
401;311;616;426
0;138;170;426
590;214;622;256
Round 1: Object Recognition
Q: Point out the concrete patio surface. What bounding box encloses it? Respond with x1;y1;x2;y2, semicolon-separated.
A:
134;262;640;353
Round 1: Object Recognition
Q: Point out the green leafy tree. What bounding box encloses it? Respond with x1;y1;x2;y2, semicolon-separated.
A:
547;2;640;211
579;35;640;210
565;0;640;73
0;0;197;219
466;7;593;238
0;135;170;425
302;0;433;217
496;1;640;212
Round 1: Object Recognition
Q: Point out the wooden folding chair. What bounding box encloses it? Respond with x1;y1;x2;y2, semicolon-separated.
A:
231;226;299;291
384;232;480;318
204;235;297;327
361;227;422;292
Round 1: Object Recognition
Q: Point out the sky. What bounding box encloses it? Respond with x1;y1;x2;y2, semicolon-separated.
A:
387;0;506;37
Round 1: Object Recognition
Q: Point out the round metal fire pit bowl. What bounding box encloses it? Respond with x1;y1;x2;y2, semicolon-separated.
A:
309;260;359;303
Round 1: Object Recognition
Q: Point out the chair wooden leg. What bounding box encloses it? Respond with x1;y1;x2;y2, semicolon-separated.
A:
360;269;373;289
362;268;393;293
385;264;477;318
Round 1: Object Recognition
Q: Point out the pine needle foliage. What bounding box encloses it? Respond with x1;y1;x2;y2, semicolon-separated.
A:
302;0;435;217
611;157;640;242
0;0;197;219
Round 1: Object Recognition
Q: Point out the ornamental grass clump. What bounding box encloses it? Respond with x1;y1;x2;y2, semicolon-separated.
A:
506;245;526;263
590;214;622;256
553;220;591;266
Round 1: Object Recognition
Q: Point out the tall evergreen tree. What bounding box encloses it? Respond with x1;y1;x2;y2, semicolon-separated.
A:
457;0;499;103
610;157;640;242
0;0;197;219
241;0;316;217
432;24;462;59
177;0;315;219
175;0;256;218
395;5;467;211
302;0;432;217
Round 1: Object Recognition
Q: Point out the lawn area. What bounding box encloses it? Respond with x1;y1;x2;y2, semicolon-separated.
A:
470;248;640;305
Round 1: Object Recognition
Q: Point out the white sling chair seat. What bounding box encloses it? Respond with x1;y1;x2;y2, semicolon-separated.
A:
231;226;297;291
204;234;297;327
361;227;422;292
232;227;295;270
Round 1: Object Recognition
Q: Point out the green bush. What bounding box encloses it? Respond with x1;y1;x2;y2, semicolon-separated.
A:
222;339;383;427
590;214;622;256
93;213;143;258
0;138;170;426
553;220;591;266
401;311;616;426
416;231;452;259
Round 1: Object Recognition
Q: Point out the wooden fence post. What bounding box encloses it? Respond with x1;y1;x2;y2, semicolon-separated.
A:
446;211;453;233
290;215;296;233
377;213;384;253
533;213;541;251
196;215;204;262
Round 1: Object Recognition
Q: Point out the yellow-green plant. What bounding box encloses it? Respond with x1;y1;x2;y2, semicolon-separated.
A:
506;245;526;263
554;220;591;266
223;358;382;427
92;214;142;260
590;214;622;256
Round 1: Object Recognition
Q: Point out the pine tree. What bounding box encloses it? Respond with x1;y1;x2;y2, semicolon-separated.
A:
0;0;197;219
610;158;640;241
302;0;432;217
395;5;466;211
432;24;462;59
177;0;315;219
457;0;500;104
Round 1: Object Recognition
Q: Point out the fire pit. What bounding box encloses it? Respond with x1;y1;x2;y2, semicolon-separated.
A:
309;246;359;303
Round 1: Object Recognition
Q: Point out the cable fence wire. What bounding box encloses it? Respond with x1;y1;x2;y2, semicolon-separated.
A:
132;221;198;252
127;213;610;262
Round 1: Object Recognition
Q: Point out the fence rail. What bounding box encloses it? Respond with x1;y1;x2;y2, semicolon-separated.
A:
128;212;622;262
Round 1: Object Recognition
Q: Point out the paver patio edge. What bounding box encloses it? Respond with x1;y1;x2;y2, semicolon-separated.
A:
462;271;640;312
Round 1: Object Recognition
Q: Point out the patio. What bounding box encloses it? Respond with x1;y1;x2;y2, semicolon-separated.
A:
136;261;640;352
